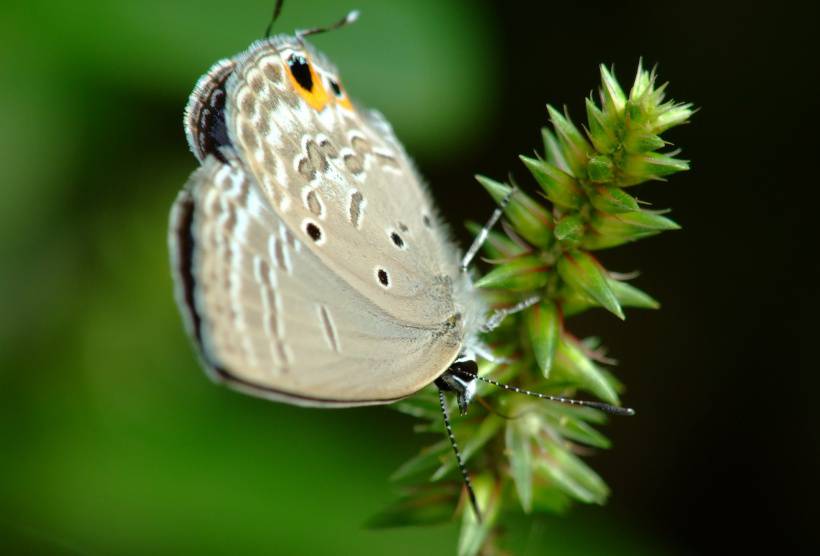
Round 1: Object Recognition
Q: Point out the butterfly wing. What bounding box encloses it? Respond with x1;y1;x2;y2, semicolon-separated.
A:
169;155;463;406
226;40;479;328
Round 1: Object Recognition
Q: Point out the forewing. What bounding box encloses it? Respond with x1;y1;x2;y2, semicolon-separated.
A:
169;155;462;406
225;41;471;329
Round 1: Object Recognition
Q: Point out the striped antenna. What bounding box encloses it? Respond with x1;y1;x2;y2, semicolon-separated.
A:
264;0;286;39
438;389;483;522
471;373;636;416
296;10;360;40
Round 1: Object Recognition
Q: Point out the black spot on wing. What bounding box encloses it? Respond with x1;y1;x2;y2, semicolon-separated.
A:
306;222;322;242
390;232;404;248
329;78;342;97
288;54;313;91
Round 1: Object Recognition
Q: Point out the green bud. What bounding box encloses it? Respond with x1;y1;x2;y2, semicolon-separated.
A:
621;152;690;183
624;61;695;136
652;102;695;134
608;278;660;309
547;105;593;179
629;60;654;102
559;276;659;316
506;418;534;512
626;97;651;128
542;127;573;174
587;155;614;182
476;175;553;247
584;97;618;153
626;68;661;128
541;404;612;449
599;64;626;115
559;289;594;317
554;214;585;244
533;440;609;504
526;300;560;377
583;230;658;250
584;210;680;250
520;155;583;209
557;251;624;319
589;185;640;214
622;132;666;154
554;337;620;405
474;255;550;291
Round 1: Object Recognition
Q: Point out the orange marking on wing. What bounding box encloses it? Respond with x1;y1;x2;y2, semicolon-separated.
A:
331;80;354;111
286;55;330;112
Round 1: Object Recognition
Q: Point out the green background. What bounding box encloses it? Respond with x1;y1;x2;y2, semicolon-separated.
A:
1;0;813;554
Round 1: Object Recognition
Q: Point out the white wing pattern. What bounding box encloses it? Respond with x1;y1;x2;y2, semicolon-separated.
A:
170;157;467;405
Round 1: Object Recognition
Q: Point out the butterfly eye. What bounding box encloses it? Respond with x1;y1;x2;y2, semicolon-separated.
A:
287;54;314;91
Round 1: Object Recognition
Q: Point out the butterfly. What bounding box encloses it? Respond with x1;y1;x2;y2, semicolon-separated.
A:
168;4;631;519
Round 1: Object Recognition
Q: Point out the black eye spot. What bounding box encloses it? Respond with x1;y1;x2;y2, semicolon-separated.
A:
377;268;389;287
305;222;322;241
288;54;313;91
328;78;342;97
423;214;432;228
390;232;404;248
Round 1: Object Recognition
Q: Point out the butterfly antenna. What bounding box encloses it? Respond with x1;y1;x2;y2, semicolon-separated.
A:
470;373;636;416
264;0;286;40
296;9;360;40
438;389;483;522
461;185;517;272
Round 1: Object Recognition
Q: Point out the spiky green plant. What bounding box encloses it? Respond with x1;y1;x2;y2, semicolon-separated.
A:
370;62;694;555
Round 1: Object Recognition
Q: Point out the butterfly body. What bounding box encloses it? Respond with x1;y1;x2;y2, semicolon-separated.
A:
169;35;483;407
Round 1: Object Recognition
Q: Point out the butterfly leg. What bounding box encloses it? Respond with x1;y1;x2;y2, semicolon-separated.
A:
481;294;541;333
460;186;517;272
470;341;510;365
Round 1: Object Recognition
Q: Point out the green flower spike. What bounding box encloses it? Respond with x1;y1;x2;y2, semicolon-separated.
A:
377;61;694;556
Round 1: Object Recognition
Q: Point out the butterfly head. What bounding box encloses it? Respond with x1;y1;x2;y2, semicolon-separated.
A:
435;360;479;416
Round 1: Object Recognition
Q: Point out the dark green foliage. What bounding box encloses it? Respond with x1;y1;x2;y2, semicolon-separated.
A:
381;62;694;556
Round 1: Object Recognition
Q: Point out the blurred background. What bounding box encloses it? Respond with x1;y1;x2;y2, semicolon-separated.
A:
1;0;815;554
